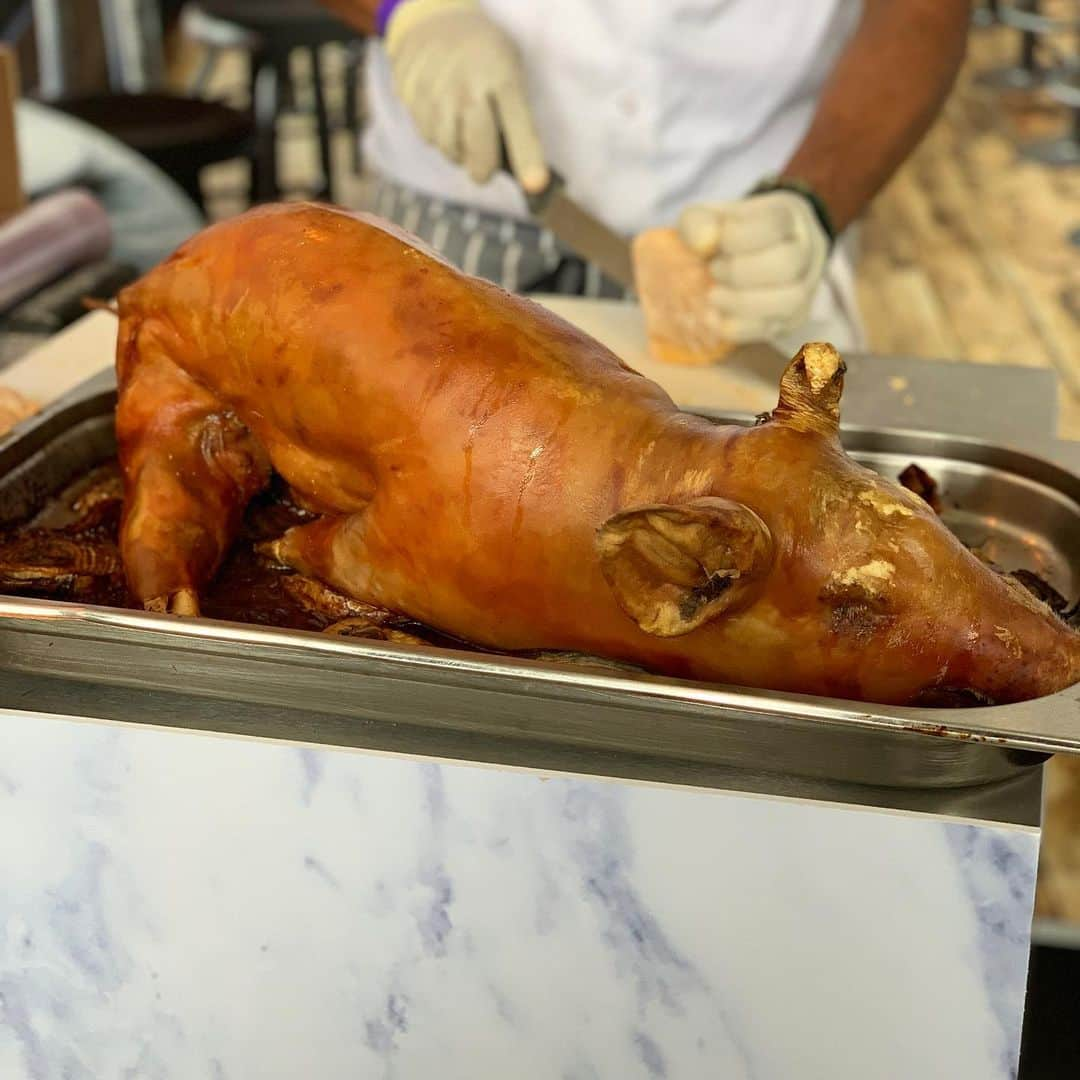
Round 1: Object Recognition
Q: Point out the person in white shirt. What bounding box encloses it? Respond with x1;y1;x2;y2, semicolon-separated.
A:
323;0;969;353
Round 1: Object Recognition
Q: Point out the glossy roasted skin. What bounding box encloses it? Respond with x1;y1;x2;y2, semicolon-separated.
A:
115;203;1080;706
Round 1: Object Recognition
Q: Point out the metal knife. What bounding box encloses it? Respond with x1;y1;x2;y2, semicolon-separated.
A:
499;137;635;288
521;170;635;289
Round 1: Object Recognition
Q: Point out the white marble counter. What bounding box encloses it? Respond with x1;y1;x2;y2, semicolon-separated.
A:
0;708;1037;1079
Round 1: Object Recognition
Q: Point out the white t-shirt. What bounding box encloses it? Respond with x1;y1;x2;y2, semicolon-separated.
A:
363;1;863;235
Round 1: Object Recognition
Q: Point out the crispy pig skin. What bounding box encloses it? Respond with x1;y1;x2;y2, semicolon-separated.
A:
114;203;1080;706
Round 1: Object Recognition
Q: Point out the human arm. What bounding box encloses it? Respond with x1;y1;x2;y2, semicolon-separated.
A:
317;0;548;192
780;0;970;233
672;0;970;344
316;0;379;35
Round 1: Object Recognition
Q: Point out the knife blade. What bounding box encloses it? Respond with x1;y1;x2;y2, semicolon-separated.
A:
497;129;635;288
521;170;636;289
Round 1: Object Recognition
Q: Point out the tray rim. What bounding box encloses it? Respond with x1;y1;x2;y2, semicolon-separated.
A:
0;372;1076;769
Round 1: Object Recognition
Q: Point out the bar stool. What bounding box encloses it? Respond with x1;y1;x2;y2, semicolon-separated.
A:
1021;61;1080;165
976;0;1054;91
49;91;253;207
972;0;1001;28
183;0;364;204
179;2;259;105
31;0;255;211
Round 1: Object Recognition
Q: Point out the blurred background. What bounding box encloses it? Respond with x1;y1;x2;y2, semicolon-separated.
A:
4;2;1077;415
0;0;1079;1072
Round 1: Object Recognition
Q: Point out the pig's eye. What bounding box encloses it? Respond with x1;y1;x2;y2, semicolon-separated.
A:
819;560;897;642
825;598;892;642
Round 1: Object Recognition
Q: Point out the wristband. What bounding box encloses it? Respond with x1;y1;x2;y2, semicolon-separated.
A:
382;0;477;46
375;0;406;36
750;176;837;248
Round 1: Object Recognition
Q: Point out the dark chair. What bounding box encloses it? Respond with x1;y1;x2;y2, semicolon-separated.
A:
51;91;253;208
184;0;365;204
0;0;31;45
31;0;255;212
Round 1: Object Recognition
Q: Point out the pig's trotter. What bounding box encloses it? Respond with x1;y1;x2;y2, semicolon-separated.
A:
145;587;200;617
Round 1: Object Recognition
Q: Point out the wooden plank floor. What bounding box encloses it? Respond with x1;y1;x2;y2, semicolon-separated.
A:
858;20;1080;440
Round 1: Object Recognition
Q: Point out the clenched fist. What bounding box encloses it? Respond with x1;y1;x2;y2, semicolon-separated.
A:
677;189;831;343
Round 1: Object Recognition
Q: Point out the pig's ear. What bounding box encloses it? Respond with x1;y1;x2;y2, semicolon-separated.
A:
770;341;846;435
596;497;773;637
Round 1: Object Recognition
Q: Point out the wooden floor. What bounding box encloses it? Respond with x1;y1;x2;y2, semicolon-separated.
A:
857;20;1080;440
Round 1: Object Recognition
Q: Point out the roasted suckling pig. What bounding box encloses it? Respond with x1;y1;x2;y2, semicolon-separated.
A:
111;203;1080;707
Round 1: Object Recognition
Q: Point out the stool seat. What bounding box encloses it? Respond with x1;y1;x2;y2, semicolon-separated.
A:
51;92;252;155
45;92;254;207
183;0;362;205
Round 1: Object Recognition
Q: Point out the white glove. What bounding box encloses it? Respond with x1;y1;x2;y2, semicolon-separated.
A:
385;0;549;193
677;190;830;343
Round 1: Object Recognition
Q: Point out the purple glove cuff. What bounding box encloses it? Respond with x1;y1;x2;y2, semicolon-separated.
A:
375;0;407;35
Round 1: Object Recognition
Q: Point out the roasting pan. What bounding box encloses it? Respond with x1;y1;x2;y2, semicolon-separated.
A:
0;370;1076;817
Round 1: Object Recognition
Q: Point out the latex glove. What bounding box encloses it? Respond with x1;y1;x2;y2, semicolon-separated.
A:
385;0;549;192
677;190;829;343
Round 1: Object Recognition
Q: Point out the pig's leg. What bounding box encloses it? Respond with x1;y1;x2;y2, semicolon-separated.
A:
257;513;385;609
116;315;270;615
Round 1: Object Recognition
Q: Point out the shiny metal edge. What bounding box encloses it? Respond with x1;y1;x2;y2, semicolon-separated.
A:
0;597;1051;791
0;670;1044;827
0;374;1076;804
696;405;1080;501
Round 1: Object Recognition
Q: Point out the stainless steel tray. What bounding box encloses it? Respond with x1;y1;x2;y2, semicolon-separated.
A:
0;372;1076;815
